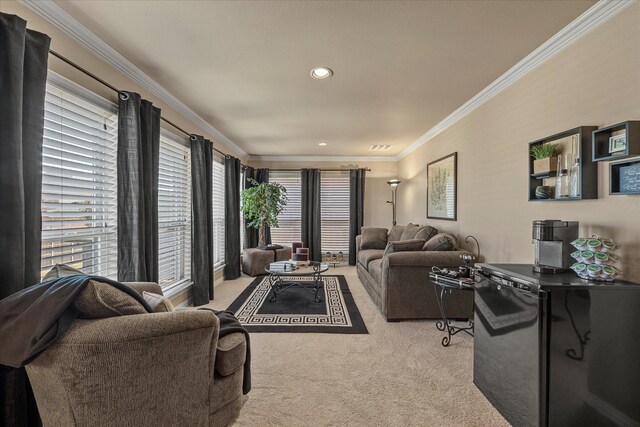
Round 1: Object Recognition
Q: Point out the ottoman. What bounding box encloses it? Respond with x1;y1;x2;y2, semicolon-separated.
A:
242;246;292;276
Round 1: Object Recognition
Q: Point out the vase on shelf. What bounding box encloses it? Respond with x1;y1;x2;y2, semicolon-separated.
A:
535;186;552;199
555;154;571;199
569;158;581;198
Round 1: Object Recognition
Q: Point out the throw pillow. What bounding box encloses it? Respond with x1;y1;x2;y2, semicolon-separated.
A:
399;223;420;241
361;227;388;250
142;291;175;313
414;225;438;242
387;225;406;242
74;280;148;319
42;263;84;281
383;239;426;256
423;233;457;251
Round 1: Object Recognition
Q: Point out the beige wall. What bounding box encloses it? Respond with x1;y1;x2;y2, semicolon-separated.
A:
0;1;245;160
396;5;640;282
249;159;397;228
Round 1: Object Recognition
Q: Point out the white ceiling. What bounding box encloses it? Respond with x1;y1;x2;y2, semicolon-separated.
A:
55;0;595;157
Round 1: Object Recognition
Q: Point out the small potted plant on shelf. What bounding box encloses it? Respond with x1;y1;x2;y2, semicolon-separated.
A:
531;143;558;175
241;179;288;247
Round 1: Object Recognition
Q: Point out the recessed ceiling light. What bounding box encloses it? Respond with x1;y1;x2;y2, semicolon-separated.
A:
318;142;328;146
310;67;333;80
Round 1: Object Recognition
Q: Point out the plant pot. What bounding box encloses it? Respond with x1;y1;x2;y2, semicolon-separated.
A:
533;156;558;174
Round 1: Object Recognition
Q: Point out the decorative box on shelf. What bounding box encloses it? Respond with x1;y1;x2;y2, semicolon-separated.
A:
592;121;640;162
528;126;598;201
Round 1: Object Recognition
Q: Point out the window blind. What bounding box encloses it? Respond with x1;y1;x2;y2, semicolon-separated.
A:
158;132;191;289
269;171;302;246
213;159;226;267
40;83;118;279
321;172;350;256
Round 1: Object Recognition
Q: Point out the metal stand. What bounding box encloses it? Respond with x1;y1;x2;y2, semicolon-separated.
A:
268;268;324;303
430;273;475;347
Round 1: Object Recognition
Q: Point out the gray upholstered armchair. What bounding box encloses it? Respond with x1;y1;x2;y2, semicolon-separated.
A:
25;282;247;427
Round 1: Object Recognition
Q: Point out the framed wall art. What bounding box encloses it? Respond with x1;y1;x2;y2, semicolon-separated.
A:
427;152;457;221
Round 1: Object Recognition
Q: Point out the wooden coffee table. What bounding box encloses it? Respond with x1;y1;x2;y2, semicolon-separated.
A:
265;261;329;303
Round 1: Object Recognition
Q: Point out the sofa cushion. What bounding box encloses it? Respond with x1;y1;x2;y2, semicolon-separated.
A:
74;280;148;319
423;233;458;251
358;249;385;268
142;291;175;313
42;263;84;281
360;228;388;250
399;223;420;240
383;239;426;256
415;225;438;242
368;259;384;285
215;332;247;377
388;225;406;242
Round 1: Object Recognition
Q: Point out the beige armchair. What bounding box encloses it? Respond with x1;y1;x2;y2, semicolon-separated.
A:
25;282;247;427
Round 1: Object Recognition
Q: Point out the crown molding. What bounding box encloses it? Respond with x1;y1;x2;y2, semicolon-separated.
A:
21;0;247;157
248;155;399;163
397;0;633;160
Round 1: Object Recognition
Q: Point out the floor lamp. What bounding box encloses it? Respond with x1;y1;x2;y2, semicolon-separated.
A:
386;179;402;226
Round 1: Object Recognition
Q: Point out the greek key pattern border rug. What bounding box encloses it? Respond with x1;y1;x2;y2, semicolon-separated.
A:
227;275;368;334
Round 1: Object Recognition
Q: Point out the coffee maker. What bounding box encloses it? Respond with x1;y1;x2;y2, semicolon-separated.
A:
532;220;579;273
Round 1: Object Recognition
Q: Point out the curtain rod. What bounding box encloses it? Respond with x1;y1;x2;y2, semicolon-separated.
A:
49;49;233;161
268;168;371;172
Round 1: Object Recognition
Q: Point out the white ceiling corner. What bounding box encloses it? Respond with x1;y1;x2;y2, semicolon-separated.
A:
396;0;632;160
20;0;247;157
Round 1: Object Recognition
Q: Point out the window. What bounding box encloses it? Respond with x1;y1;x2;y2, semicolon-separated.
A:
270;171;301;246
40;78;118;279
158;132;191;290
321;172;350;257
213;159;225;268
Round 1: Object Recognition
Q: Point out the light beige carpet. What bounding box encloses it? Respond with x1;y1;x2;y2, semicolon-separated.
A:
205;267;508;427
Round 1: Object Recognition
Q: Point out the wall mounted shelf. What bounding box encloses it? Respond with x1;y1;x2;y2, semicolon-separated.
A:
528;126;598;201
592;121;640;162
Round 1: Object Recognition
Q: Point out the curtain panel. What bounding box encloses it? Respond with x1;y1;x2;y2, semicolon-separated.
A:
301;169;321;262
225;156;242;280
0;12;50;427
243;167;271;248
117;92;160;283
349;169;367;265
191;136;214;305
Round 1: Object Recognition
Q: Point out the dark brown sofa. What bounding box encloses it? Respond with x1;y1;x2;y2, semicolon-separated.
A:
356;226;474;321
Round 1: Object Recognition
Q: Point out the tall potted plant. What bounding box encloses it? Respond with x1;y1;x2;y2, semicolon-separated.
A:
240;179;288;246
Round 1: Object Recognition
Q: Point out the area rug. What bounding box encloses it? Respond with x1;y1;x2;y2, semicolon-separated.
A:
227;275;368;334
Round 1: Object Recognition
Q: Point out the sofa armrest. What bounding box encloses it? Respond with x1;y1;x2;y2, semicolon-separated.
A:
123;281;164;296
384;250;469;268
26;311;220;427
356;235;362;252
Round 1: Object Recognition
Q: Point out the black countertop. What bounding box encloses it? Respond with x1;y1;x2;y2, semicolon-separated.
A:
477;263;638;289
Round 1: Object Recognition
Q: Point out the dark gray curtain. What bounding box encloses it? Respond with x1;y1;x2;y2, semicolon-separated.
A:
191;136;214;305
225;156;242;279
301;169;321;262
349;169;367;265
243;166;256;249
243;167;271;248
0;12;50;427
256;168;271;245
117;91;160;282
